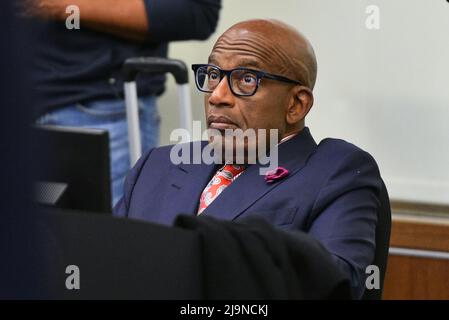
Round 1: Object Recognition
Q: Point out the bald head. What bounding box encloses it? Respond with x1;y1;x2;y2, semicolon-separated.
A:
211;19;317;89
204;19;317;141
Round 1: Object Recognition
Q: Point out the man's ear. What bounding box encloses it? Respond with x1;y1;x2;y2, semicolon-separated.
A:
285;86;314;125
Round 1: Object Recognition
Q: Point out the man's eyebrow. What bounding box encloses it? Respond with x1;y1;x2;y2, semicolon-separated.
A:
208;54;218;65
207;55;263;70
237;59;263;69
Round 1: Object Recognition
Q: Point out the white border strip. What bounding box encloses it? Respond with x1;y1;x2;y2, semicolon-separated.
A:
389;246;449;260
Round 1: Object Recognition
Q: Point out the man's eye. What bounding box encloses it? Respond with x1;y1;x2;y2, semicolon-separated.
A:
241;74;257;85
208;70;220;80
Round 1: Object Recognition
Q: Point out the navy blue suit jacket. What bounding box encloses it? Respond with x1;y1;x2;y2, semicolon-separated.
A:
114;127;383;298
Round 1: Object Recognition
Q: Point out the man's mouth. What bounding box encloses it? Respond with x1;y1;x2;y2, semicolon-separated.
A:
207;115;238;131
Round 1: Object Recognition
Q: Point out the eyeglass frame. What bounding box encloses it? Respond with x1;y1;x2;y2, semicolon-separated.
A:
191;63;303;97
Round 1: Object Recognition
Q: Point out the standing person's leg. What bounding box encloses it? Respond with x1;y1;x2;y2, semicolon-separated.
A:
139;95;160;154
36;95;160;208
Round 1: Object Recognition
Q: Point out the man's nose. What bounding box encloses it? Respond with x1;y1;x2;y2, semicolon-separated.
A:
208;76;234;107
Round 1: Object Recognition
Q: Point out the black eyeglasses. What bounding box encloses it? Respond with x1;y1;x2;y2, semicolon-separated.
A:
191;64;302;97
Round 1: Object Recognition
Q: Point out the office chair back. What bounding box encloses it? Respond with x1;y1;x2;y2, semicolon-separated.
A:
362;180;391;300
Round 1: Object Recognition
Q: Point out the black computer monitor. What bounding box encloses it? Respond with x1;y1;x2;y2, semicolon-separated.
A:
32;125;112;214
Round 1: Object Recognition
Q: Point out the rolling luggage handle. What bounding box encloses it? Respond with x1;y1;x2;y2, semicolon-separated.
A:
123;57;192;165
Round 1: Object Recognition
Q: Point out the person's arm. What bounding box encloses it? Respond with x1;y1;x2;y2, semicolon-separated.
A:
113;148;154;217
23;0;221;42
306;149;382;298
143;0;221;42
23;0;149;42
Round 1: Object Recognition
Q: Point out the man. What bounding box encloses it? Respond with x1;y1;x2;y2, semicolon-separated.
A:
114;19;389;298
25;0;221;205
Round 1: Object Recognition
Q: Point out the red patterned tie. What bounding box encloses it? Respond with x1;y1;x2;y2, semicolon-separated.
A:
197;164;245;215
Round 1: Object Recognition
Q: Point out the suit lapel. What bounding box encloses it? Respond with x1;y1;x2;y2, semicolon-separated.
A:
158;141;219;225
201;127;317;221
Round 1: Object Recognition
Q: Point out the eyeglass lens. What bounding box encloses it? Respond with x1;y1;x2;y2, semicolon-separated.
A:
196;66;258;95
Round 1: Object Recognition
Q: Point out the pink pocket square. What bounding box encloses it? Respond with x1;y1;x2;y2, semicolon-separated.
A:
264;167;289;184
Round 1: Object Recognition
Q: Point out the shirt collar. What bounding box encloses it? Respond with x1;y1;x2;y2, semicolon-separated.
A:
217;129;302;169
278;131;301;145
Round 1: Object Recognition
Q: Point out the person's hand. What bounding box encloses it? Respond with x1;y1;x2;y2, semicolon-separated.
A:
20;0;65;20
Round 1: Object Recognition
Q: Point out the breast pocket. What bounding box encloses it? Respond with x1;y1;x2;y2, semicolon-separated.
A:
241;207;299;226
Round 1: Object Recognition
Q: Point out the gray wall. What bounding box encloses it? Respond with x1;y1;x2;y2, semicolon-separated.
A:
157;0;449;205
